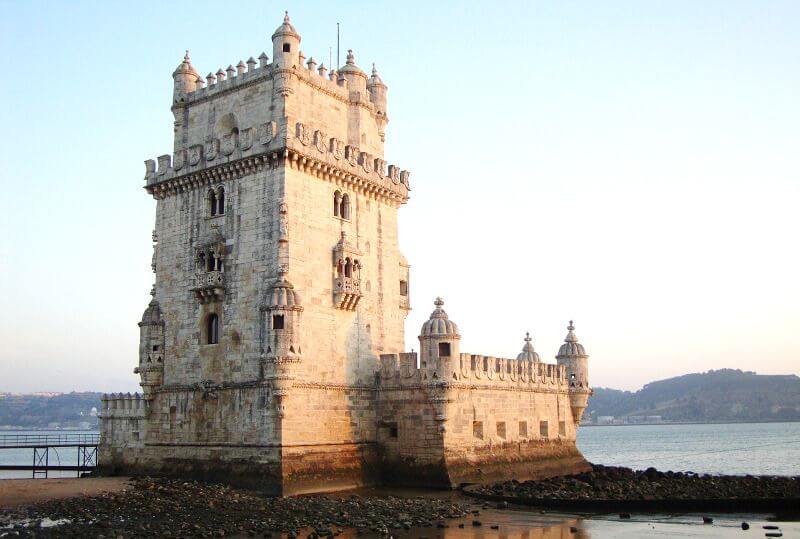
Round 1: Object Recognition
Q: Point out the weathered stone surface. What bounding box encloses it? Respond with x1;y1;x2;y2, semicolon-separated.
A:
99;13;593;493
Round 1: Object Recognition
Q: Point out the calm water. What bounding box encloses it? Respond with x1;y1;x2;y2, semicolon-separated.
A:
577;422;800;476
0;430;98;480
2;422;799;479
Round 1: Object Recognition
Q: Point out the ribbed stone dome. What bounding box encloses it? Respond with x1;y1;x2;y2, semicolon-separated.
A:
140;299;162;326
272;11;300;40
420;298;460;338
516;332;541;362
556;321;588;358
266;273;302;309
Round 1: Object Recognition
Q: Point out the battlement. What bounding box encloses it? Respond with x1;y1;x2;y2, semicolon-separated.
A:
99;393;148;419
378;352;569;390
143;118;410;203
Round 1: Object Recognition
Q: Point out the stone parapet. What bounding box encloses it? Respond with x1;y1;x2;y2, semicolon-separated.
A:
99;393;148;419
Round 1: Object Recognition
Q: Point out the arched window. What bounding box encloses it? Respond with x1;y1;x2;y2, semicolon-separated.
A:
344;257;352;278
336;258;343;277
207;253;216;272
206;314;219;345
216;187;225;215
340;194;350;220
333;191;341;217
208;190;218;216
198;252;206;271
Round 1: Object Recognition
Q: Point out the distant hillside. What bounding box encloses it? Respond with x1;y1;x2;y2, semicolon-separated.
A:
586;369;800;423
0;392;102;429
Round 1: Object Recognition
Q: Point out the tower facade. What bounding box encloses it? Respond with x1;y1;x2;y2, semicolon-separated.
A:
100;14;591;493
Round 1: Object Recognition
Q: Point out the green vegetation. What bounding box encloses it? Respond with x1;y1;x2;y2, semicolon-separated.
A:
0;392;102;429
586;369;800;422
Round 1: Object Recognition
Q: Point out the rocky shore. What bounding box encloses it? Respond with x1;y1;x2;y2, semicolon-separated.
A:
470;464;800;511
0;477;469;538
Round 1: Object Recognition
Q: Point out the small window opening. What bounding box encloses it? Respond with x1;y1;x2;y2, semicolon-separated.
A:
152;345;159;352
388;423;398;438
272;314;285;330
206;314;219;345
399;280;408;296
519;421;528;438
207;253;216;272
340;194;350;220
438;342;451;357
540;420;549;438
559;421;566;437
496;421;506;439
283;43;291;53
217;187;225;215
209;190;218;216
473;421;484;440
344;258;352;278
333;190;341;217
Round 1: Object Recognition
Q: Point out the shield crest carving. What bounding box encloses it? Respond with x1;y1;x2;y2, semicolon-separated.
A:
188;145;202;166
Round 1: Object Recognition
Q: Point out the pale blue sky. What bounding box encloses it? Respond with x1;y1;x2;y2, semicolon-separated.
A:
1;1;798;392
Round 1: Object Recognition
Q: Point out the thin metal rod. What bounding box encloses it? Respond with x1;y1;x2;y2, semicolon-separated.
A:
336;22;340;69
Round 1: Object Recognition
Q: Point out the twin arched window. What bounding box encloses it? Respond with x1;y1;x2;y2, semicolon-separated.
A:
208;187;225;217
197;250;223;272
333;191;351;220
336;257;361;280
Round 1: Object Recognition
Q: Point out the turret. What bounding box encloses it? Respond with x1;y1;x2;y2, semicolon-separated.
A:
272;11;301;68
338;49;368;95
556;321;591;424
516;332;541;362
135;293;164;400
172;51;202;101
367;63;388;136
262;269;303;363
418;298;460;373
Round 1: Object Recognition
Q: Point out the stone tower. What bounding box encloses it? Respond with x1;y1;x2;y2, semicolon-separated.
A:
100;14;592;493
100;13;412;494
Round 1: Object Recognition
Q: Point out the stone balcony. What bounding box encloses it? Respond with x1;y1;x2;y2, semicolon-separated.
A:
334;276;361;311
193;271;225;303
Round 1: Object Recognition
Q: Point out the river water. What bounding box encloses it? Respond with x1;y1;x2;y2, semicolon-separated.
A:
2;423;799;537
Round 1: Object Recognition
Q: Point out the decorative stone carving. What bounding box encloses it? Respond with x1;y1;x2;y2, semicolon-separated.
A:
157;154;171;175
258;122;276;145
240;127;254;150
173;149;186;171
314;130;328;153
188;144;202;166
345;145;359;167
359;152;372;173
374;158;387;177
400;170;411;189
205;139;219;161
221;133;236;156
330;138;343;160
295;122;311;146
388;164;400;184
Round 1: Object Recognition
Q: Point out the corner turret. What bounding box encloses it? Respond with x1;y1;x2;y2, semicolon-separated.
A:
339;49;368;95
172;51;202;101
556;321;591;424
516;332;541;362
419;298;460;372
272;11;301;68
367;63;388;133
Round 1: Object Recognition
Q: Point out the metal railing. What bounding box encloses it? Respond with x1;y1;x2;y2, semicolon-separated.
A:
0;433;99;448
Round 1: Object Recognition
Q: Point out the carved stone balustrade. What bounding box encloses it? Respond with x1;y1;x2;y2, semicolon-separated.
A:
334;276;361;310
193;271;225;303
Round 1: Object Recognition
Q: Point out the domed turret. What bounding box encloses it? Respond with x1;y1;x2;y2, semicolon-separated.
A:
263;269;303;363
172;50;202;101
556;321;591;424
419;298;460;368
272;11;301;68
338;49;368;94
367;63;388;126
516;332;541;362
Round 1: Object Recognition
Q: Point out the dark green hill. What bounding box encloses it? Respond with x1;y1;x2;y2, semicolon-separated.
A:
0;392;102;429
586;369;800;423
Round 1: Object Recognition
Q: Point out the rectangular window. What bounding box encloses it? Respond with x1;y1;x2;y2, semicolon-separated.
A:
559;421;566;437
519;421;528;438
540;420;549;438
388;422;398;438
473;421;483;440
399;280;408;296
272;314;285;330
496;421;506;439
438;342;451;357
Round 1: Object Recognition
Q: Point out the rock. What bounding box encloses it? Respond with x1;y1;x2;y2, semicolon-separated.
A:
472;520;482;527
702;516;713;524
741;522;749;530
496;501;509;509
619;513;631;519
490;524;499;530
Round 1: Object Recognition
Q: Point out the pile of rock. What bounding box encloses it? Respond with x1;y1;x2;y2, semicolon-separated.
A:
475;464;800;503
0;477;469;537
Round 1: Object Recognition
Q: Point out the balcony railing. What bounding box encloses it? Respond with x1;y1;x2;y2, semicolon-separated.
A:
334;276;361;310
193;271;225;303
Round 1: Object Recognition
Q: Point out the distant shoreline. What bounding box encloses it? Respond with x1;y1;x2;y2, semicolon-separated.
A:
582;419;800;427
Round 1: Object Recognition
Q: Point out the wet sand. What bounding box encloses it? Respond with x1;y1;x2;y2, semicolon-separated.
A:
0;477;130;508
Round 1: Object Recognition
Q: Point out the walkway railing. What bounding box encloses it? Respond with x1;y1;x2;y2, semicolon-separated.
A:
0;434;99;478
